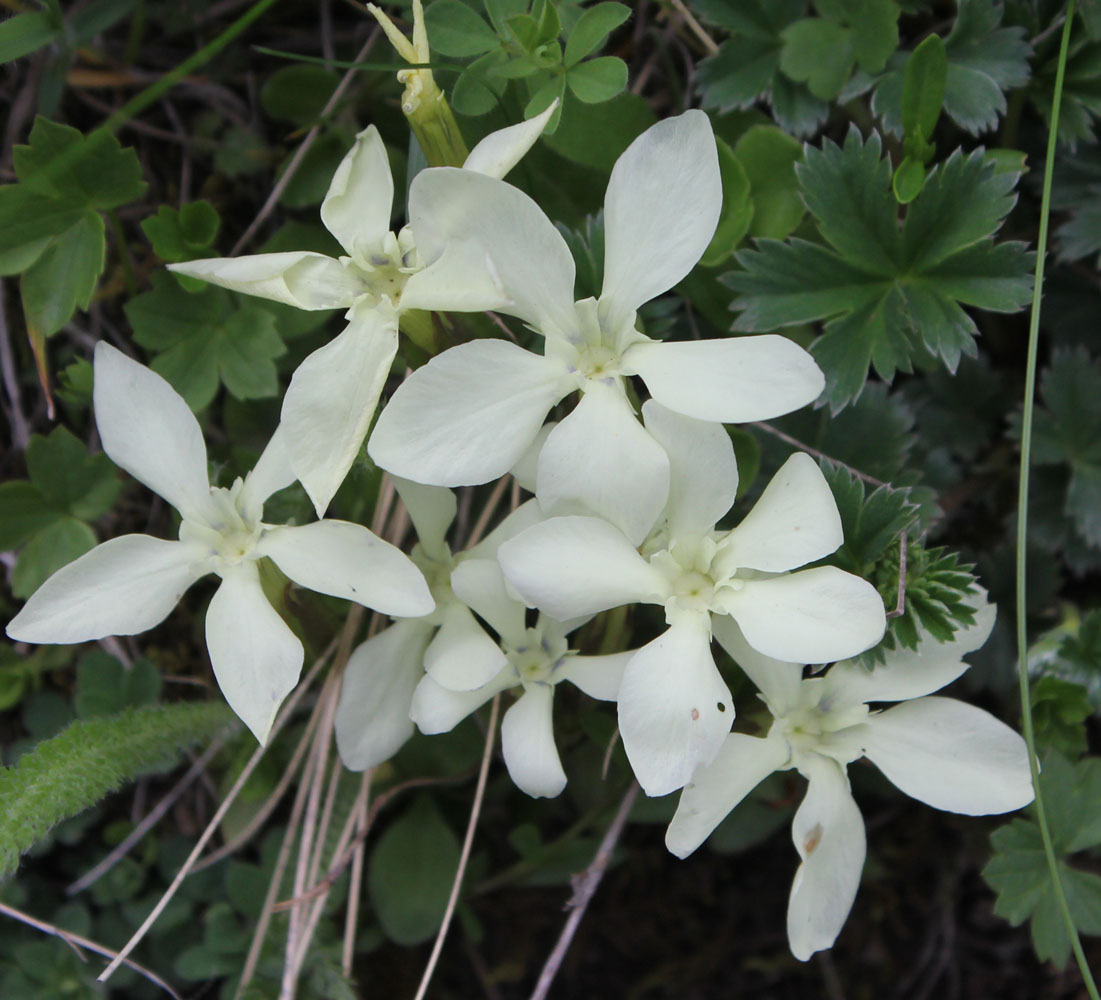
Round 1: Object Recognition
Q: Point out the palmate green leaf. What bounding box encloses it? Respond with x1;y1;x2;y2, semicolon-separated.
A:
734;125;805;240
983;753;1101;969
725;127;1033;410
0;702;234;881
1031;676;1091;758
75;651;162;720
1031;35;1101;149
126;273;286;410
564;1;630;66
141;201;221;264
25;425;121;520
20;210;104;339
10;517;96;599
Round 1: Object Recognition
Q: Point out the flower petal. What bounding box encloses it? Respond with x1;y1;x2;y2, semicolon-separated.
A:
258;520;433;617
642;400;737;539
320;125;394;260
281;302;399;516
618;618;734;797
787;755;866;962
537;382;670;545
407;167;577;337
368;339;570;486
411;668;512;734
825;597;997;705
665;730;791;858
239;424;297;519
334;619;433;770
424;601;508;691
93;342;214;524
510;422;554;494
502;685;567;798
205;564;303;744
557;650;633;701
599;110;721;333
722;567;886;665
857;696;1033;815
6;535;207;644
625;335;824;423
719;453;842;574
393;477;456;561
168;252;360;310
498;515;669;620
451;557;526;647
462;100;556;179
469;497;545;558
711;614;803;716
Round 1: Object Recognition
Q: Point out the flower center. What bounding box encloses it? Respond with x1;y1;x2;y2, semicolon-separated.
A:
348;228;421;308
769;679;871;765
180;479;262;568
650;536;745;623
504;626;569;689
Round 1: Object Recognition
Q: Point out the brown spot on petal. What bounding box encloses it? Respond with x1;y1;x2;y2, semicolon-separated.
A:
691;708;700;721
804;823;824;855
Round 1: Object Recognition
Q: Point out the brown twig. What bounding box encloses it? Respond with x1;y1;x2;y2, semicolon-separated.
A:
886;533;909;619
751;421;892;489
528;782;640;1000
342;770;372;976
663;0;718;54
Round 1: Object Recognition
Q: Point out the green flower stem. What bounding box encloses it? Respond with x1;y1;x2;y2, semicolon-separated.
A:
1015;4;1099;996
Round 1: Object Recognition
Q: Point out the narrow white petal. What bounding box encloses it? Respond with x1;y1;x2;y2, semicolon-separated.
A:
787;756;866;962
239;424;296;518
600;110;721;332
498;515;669;620
618;619;734;797
625;336;824;423
665;731;791;858
462;100;556;179
334;619;433;770
320;125;394;260
451;557;526;647
169;252;360;310
424;602;508;691
723;568;886;665
281;302;398;516
7;535;207;644
502;685;567;798
858;697;1034;815
721;454;842;573
368;340;570;486
411;668;512;734
537;383;669;545
711;614;803;716
825;598;997;705
393;477;456;562
642;400;737;539
205;564;303;744
557;650;633;701
93;342;214;524
258;520;433;618
407;167;577;336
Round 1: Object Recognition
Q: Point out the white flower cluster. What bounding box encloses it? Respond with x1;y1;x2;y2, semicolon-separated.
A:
6;104;1033;960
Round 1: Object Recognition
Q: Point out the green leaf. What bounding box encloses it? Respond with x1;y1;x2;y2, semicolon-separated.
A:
260;65;339;125
847;0;898;73
126;273;286;410
0;702;234;881
726;128;1033;410
700;137;753;267
892;155;925;203
0;481;54;549
20;210;104;339
544;90;655;171
425;0;498;57
1031;676;1091;758
732;125;804;239
75;652;162;720
901;33;947;141
0;11;59;64
368;797;461;945
141;202;220;263
25;426;121;519
452;51;509;115
524;74;566;126
0;187;85;276
566;55;627;103
11;517;97;599
564;2;630;66
780;18;853;101
13;117;146;210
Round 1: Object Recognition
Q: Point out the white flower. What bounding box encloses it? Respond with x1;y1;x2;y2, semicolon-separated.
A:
6;344;433;744
498;402;885;796
368;110;825;544
664;598;1034;961
169;106;556;516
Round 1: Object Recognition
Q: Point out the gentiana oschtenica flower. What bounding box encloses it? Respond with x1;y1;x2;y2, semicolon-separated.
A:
665;597;1033;961
6;344;433;743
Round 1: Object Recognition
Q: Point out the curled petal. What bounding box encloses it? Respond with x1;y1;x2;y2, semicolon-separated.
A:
320;125;394;260
857;696;1034;815
393;477;456;562
93;343;214;525
462;100;556;179
258;520;433;618
169;252;360;310
206;564;303;744
625;335;824;423
335;619;433;771
451;558;526;648
501;685;567;798
617;619;734;797
368;339;570;486
7;535;207;644
787;755;866;962
666;731;790;858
